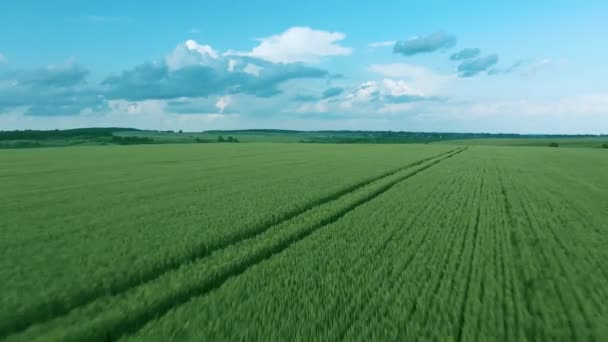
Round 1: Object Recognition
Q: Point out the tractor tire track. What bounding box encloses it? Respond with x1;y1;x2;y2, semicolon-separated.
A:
107;147;468;342
7;148;468;341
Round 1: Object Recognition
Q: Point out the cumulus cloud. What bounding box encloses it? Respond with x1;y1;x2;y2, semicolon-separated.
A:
166;40;219;70
393;32;457;56
457;54;499;77
291;77;442;118
108;99;166;116
293;99;331;114
382;78;425;98
227;59;238;72
243;63;263;76
345;81;380;103
368;63;449;96
13;63;89;88
185;39;218;59
0;61;106;116
342;79;436;107
103;48;328;101
449;48;480;61
225;27;352;63
1;38;333;117
0;53;6;64
215;96;231;112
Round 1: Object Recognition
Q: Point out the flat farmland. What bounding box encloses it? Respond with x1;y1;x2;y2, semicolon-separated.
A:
1;144;607;341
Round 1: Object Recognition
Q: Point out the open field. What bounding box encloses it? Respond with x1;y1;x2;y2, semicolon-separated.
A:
4;128;606;148
1;143;607;340
436;137;608;148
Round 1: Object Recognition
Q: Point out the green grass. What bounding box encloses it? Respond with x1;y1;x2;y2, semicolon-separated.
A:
1;143;607;340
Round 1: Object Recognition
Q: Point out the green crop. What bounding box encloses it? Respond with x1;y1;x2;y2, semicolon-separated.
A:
1;144;606;341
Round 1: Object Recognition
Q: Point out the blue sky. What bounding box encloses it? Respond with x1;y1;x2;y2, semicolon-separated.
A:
1;0;607;133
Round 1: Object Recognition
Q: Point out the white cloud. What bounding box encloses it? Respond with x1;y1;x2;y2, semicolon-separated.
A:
185;39;218;59
225;26;352;63
343;78;425;105
337;79;426;112
108;99;167;116
226;60;263;76
294;99;330;113
382;79;424;97
215;96;231;112
0;53;6;63
369;63;450;95
345;81;380;103
368;40;396;48
243;63;263;76
227;59;238;72
166;39;219;70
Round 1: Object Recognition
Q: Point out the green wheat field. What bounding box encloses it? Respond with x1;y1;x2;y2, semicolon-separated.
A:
1;143;607;341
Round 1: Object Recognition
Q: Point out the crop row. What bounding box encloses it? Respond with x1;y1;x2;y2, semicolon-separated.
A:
125;147;607;341
4;147;466;340
123;143;480;340
0;144;453;336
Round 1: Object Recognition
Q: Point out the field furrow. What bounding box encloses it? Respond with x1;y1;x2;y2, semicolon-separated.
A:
1;144;455;337
3;143;608;341
123;146;476;341
4;147;467;341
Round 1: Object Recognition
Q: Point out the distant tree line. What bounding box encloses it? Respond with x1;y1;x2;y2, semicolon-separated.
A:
0;128;137;141
1;128;606;148
216;136;239;143
111;136;155;145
